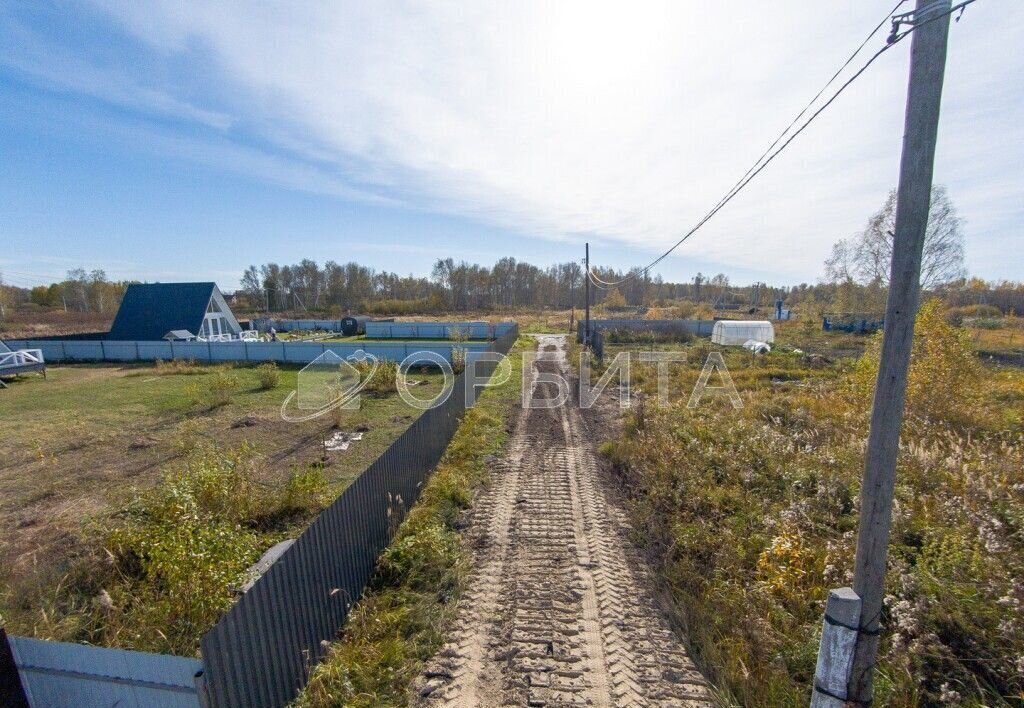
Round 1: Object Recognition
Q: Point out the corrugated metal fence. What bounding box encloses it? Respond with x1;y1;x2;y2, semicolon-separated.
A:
199;323;518;707
249;319;516;340
585;318;715;336
6;635;203;708
365;321;511;339
1;324;520;708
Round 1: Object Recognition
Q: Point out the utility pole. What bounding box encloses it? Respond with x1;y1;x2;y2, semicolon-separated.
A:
569;274;576;333
584;243;591;347
847;0;953;701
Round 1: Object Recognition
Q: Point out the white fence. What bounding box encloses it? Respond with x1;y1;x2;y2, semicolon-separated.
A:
0;349;44;372
0;339;491;366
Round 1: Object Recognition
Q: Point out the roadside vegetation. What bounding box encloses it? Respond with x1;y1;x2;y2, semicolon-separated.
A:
602;300;1023;706
298;339;526;708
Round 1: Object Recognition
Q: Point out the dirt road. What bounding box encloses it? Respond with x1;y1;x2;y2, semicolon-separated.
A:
417;335;712;707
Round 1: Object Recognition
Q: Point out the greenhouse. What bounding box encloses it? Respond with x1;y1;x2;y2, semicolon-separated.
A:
711;320;775;346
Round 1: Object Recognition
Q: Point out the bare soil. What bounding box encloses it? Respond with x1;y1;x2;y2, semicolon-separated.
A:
415;335;712;706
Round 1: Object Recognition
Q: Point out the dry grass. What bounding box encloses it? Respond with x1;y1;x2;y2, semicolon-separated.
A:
604;303;1024;706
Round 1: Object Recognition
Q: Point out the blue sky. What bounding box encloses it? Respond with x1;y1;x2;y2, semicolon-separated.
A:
1;1;1021;291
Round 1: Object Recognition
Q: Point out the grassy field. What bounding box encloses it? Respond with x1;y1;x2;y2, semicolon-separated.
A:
597;301;1024;706
0;360;446;651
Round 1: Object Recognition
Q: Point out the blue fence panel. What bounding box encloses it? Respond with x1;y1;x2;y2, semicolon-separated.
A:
363;321;499;340
242;342;283;362
209;343;249;362
587;318;715;337
63;341;105;360
280;343;326;364
8;636;202;708
168;342;210;361
137;342;174;360
102;341;140;362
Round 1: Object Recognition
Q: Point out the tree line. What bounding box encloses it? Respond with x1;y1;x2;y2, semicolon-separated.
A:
1;187;1020;319
2;269;131;314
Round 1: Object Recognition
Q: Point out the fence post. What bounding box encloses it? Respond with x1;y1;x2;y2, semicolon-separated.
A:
811;587;862;707
0;626;30;708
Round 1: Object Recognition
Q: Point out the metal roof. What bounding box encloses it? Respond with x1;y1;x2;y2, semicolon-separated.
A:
108;283;216;341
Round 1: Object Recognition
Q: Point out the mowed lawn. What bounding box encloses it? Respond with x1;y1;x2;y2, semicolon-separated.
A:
0;362;445;631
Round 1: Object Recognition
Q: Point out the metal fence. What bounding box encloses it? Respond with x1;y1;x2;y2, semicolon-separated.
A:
583;318;715;336
364;321;515;340
198;323;518;707
0;339;494;367
249;319;517;340
5;634;203;708
2;325;519;708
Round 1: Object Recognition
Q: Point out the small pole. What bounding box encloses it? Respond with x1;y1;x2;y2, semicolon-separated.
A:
569;274;576;333
584;243;591;347
811;588;862;707
845;0;954;702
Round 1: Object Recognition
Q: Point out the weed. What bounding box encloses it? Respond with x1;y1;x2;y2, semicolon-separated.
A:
207;370;240;408
355;359;398;395
254;362;281;391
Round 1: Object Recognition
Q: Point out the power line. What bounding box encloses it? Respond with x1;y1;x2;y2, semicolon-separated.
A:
588;0;975;289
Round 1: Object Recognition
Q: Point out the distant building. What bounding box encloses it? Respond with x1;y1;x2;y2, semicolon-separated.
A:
108;282;243;341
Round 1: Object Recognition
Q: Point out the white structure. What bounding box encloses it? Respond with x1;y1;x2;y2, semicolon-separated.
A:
711;320;775;346
0;340;46;386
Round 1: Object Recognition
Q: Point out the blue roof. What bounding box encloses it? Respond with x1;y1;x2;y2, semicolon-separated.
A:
108;282;216;341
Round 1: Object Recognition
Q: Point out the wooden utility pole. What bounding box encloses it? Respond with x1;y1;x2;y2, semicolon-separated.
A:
847;0;953;701
584;243;591;346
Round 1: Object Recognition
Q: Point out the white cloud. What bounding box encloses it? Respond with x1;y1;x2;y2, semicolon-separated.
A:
19;1;1024;280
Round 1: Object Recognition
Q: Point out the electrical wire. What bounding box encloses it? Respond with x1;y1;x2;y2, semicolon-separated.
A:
588;0;974;289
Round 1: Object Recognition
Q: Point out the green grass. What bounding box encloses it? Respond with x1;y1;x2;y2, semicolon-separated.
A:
0;360;450;647
297;338;527;708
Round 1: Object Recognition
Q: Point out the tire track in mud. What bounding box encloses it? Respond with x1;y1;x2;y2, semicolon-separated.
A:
417;335;711;707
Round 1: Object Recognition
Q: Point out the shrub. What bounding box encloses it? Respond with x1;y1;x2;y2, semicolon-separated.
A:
283;466;331;512
354;359;398;395
849;298;980;424
254;362;281;391
208;370;240;407
945;304;1002;324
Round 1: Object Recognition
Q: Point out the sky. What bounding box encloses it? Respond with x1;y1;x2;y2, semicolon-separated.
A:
0;1;1021;291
